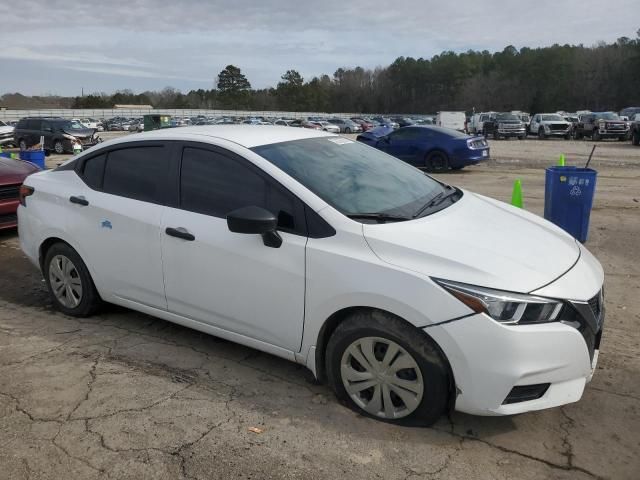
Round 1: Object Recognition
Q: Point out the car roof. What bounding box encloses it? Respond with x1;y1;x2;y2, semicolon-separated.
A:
105;125;336;148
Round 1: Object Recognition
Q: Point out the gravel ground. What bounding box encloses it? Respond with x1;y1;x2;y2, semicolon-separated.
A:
1;133;639;479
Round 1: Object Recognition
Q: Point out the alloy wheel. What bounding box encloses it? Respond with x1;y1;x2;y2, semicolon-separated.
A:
54;141;64;154
48;254;83;308
340;336;424;419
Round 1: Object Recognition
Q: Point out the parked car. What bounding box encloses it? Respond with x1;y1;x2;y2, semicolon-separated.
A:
372;117;400;129
357;125;489;171
619;107;640;121
0;120;15;147
0;155;40;230
631;114;640;146
328;118;362;134
18;125;605;426
350;118;375;132
14;117;100;154
575;112;628;141
528;113;573;140
467;112;494;135
482;113;526;140
314;121;340;133
391;117;415;128
435;111;466;132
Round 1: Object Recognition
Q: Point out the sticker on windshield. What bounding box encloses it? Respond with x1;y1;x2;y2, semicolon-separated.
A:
327;137;353;145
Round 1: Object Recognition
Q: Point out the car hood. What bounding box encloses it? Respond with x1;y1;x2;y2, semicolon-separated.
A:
0;157;39;185
362;191;580;294
64;128;95;137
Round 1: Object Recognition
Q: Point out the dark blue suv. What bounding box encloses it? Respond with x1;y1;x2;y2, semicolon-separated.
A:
356;125;489;172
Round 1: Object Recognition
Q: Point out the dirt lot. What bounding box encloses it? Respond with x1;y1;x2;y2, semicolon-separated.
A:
1;135;639;479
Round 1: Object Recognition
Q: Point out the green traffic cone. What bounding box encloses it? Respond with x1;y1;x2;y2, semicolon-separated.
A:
511;179;523;208
558;154;566;166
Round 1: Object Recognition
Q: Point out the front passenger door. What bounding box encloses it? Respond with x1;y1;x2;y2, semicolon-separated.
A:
160;144;307;352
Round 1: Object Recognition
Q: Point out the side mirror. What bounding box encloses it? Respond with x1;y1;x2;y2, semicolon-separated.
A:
227;206;282;248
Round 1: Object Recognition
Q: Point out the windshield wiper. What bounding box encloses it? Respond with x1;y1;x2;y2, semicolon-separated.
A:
346;213;410;223
413;185;458;218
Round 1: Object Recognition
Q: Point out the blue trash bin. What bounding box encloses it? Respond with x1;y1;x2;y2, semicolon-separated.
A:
19;150;46;170
544;166;597;243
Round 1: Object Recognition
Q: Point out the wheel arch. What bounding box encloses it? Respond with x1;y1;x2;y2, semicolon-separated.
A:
313;306;456;412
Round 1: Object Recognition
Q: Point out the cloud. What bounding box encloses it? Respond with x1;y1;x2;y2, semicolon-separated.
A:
1;0;637;95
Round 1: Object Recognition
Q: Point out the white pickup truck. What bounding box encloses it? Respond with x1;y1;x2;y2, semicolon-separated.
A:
529;113;572;139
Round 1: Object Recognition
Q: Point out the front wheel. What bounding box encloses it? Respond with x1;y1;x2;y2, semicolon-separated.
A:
538;128;546;140
518;135;525;140
345;127;351;134
633;132;640;146
493;131;500;140
593;130;601;141
19;139;27;151
54;140;65;154
326;310;450;426
424;151;450;172
43;243;102;317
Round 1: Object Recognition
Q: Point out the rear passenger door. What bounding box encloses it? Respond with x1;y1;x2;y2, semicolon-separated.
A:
69;142;173;309
160;142;307;352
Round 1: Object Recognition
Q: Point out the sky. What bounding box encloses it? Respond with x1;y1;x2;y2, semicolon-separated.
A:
0;0;638;96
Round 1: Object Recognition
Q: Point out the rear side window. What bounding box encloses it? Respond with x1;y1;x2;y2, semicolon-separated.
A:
26;119;41;130
82;153;106;189
180;147;301;233
102;146;168;203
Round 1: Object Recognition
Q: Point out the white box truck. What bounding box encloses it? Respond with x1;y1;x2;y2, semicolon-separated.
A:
436;111;466;132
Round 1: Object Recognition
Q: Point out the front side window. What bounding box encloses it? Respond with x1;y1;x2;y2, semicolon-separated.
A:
252;137;446;218
179;147;299;232
102;146;168;203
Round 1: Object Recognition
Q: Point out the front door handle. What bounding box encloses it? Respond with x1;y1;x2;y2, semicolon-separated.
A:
165;227;195;241
69;195;89;206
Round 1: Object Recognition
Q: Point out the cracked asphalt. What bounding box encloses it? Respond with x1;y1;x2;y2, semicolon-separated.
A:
1;138;639;479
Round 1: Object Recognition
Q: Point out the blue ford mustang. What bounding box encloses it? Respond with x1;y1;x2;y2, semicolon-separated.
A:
356;125;490;172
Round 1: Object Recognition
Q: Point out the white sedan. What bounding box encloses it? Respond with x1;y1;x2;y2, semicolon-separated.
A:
17;126;604;425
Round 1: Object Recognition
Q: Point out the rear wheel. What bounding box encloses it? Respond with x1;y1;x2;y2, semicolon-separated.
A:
424;151;449;172
326;310;450;426
43;243;101;317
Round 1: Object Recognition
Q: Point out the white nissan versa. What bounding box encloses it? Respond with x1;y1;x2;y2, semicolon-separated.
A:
18;126;604;425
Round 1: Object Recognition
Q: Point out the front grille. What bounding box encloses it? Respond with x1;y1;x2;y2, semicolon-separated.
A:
0;184;20;201
0;213;17;225
606;123;624;130
550;124;569;131
563;289;604;361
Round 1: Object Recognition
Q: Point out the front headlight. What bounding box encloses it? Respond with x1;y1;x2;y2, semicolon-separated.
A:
434;279;562;325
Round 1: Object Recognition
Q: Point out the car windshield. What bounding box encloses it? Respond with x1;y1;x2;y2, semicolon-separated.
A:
252;137;445;218
57;120;85;130
541;114;564;121
496;114;519;121
596;112;619;120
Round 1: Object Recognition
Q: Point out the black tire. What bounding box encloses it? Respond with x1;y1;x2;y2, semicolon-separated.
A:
493;130;500;140
424;150;450;172
19;139;27;151
633;132;640;146
54;140;65;154
326;310;450;426
345;127;351;134
592;130;600;141
43;242;102;317
538;128;546;140
518;135;525;140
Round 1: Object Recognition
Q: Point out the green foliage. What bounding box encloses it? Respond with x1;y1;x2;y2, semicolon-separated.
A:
216;65;252;108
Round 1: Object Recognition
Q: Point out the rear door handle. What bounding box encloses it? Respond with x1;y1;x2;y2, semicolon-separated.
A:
165;227;195;241
69;195;89;206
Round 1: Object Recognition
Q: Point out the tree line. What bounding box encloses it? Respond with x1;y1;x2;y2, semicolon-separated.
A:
2;31;639;114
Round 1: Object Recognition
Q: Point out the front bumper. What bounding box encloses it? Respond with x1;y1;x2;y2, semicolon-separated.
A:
0;198;19;230
497;128;526;136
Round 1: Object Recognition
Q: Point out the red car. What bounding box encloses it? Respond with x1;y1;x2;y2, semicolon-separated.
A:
351;118;374;132
0;156;40;230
